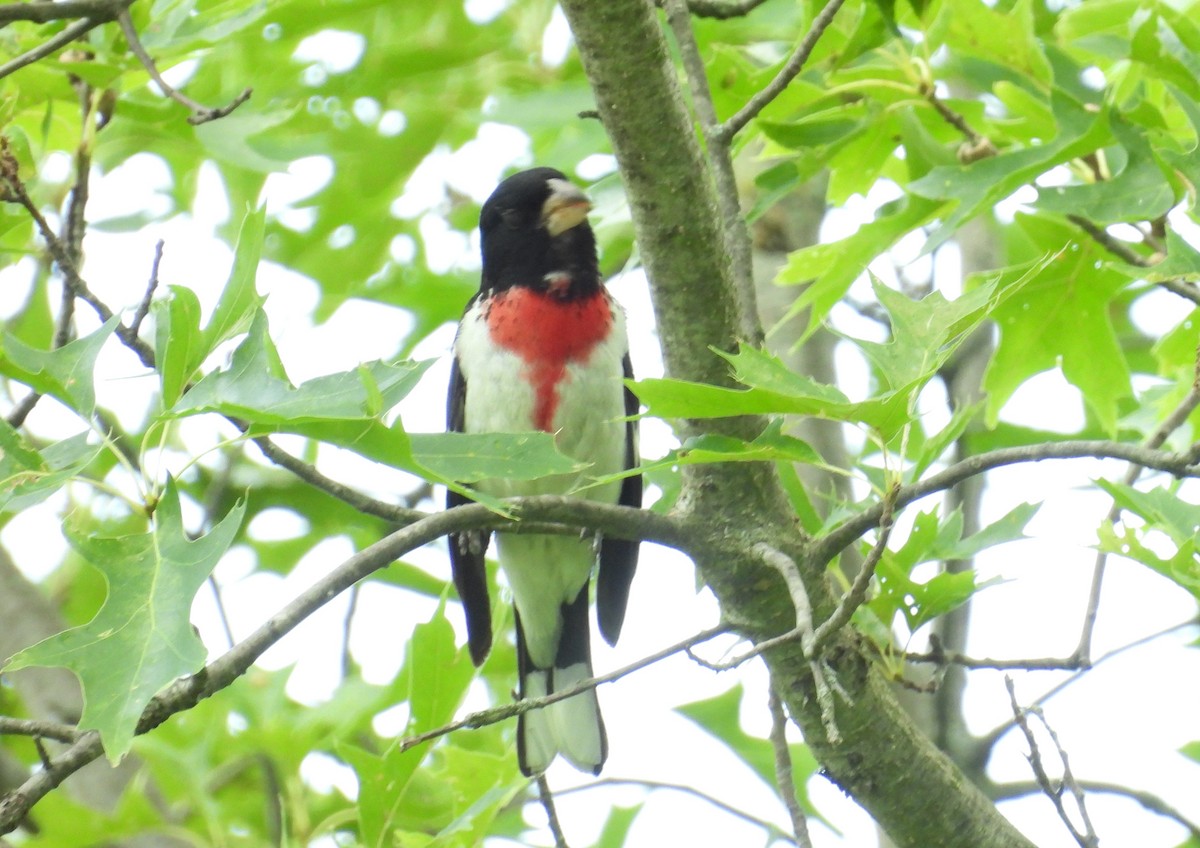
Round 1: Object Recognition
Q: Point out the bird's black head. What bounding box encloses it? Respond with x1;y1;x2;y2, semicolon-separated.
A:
479;167;600;298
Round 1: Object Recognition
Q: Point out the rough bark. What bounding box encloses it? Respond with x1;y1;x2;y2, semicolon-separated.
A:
556;2;1036;845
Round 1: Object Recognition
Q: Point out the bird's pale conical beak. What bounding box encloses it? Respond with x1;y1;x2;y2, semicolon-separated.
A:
542;179;592;237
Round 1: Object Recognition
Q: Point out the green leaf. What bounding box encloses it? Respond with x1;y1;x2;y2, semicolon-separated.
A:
1034;147;1175;224
869;505;1017;632
0;423;101;514
931;502;1040;561
172;311;430;424
592;805;643;848
154;285;204;408
909;91;1109;251
632;346;913;439
1095;481;1200;546
927;0;1052;83
409;432;586;483
774;194;946;337
1181;741;1200;764
852;275;1022;393
1097;523;1200;601
341;741;427;848
584;419;823;492
3;478;245;761
203;205;267;352
342;606;477;848
875;564;982;633
983;213;1133;435
1131;228;1200;284
910;399;985;479
0;317;120;417
406;605;476;734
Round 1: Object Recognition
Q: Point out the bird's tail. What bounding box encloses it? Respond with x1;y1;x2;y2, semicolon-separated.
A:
515;592;606;776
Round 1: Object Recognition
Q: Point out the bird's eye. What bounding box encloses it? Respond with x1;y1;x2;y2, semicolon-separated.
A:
500;209;522;229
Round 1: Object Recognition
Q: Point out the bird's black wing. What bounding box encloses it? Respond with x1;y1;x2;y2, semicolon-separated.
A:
447;351;492;666
596;352;642;646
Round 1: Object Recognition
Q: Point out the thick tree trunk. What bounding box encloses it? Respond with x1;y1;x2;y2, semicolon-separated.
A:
556;2;1035;845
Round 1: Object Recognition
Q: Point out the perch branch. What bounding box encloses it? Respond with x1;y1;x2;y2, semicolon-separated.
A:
0;498;693;834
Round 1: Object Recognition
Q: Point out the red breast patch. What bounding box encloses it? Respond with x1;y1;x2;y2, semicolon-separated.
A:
485;288;614;431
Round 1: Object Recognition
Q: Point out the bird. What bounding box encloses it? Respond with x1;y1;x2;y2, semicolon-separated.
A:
446;167;642;776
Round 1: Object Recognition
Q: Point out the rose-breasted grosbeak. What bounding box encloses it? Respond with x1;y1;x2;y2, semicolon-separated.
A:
447;167;641;776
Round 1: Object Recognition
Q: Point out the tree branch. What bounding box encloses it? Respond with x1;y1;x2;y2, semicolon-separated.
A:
0;0;131;24
655;0;771;19
809;483;896;651
0;147;156;369
663;0;761;344
128;240;165;337
975;617;1198;755
1072;380;1200;665
0;718;81;745
994;780;1200;840
717;0;847;142
0;18;103;80
767;687;812;848
558;3;1039;844
536;776;570;848
1005;678;1098;848
815;439;1200;565
1;148;425;527
0;498;692;834
116;10;251;124
551;777;793;841
399;624;726;752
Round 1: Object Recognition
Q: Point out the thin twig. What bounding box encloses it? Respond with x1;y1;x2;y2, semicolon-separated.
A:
919;83;997;163
340;583;360;678
1156;276;1200;306
536;776;570;848
657;0;770;18
1068;214;1150;267
768;687;812;848
977;616;1199;754
249;435;424;525
129;240;165;336
752;544;841;743
0;718;82;744
4;96;96;426
1004;677;1099;848
550;777;793;841
815;439;1200;565
199;452;237;650
1073;380;1200;665
995;779;1200;840
5;393;41;428
0;18;101;80
0;153;156;369
718;0;847;141
117;10;252;124
810;484;897;652
398;623;726;752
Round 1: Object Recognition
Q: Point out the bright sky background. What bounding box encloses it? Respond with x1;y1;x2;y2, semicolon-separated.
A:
2;13;1200;848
